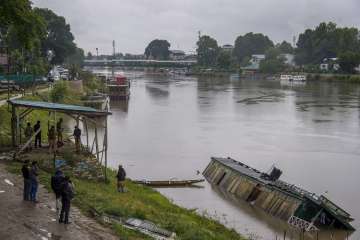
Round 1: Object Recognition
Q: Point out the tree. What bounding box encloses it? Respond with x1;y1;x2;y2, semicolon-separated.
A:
196;35;219;66
217;51;232;69
338;52;360;74
259;47;285;73
50;80;69;103
233;32;274;63
276;41;293;54
34;8;76;65
295;22;360;65
144;39;170;60
0;0;45;50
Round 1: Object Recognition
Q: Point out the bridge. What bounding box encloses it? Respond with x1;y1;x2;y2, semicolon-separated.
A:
83;59;197;68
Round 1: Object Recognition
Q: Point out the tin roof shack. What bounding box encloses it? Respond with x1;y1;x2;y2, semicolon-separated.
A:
203;157;355;232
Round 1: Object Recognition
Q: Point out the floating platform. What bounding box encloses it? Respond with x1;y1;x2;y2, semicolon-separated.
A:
203;157;355;232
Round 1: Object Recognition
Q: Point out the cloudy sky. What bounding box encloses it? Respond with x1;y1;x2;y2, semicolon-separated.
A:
32;0;360;55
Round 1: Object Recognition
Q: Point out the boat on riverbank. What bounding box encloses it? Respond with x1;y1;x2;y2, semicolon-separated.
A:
82;93;109;110
107;74;130;100
133;179;204;187
203;157;355;232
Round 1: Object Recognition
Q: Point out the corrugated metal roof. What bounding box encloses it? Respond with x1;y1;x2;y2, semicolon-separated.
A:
8;100;111;116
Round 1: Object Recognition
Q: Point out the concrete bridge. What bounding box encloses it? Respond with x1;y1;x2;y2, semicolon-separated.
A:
83;59;197;68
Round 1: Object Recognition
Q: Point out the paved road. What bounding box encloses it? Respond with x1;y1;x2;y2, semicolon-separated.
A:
0;161;119;240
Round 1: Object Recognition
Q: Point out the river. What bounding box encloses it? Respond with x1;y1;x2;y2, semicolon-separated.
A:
87;68;360;240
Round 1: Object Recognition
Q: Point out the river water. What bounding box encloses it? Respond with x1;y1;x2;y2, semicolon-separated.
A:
87;68;360;240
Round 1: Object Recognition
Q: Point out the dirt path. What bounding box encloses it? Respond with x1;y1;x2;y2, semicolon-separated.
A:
0;161;119;240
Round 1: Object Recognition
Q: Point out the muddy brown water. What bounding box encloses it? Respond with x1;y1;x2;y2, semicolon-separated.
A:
85;69;360;240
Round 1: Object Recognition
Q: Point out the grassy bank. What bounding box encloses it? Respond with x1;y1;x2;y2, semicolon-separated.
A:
307;73;360;82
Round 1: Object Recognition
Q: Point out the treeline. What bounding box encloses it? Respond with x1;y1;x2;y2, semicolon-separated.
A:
0;0;84;77
196;22;360;74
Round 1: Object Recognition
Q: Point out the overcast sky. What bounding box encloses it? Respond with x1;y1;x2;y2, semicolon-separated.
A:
32;0;360;55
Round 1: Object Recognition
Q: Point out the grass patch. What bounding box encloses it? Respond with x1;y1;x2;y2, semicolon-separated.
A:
6;158;245;240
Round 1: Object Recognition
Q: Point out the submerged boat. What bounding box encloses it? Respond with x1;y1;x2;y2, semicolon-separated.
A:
133;179;204;187
203;157;355;232
107;74;130;100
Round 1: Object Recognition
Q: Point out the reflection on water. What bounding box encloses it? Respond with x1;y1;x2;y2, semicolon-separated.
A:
87;68;360;239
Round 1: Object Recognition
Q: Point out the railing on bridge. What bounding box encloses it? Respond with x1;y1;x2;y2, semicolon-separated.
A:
83;59;197;68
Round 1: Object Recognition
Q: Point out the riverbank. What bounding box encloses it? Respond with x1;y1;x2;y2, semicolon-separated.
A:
0;81;246;240
0;159;118;240
306;73;360;82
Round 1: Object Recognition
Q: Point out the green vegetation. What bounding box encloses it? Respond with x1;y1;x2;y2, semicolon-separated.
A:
196;35;220;67
144;39;171;60
0;0;84;77
233;32;274;63
6;157;245;240
296;22;360;71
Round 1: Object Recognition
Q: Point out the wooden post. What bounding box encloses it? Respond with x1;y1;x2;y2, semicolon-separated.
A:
84;118;89;151
11;104;16;147
283;230;286;240
104;116;108;181
94;123;100;162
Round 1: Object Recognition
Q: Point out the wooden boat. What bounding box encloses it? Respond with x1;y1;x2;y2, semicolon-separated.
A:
133;179;204;187
203;157;355;232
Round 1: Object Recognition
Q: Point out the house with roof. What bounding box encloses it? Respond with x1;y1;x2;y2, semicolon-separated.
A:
169;50;186;60
221;44;234;53
241;54;265;73
320;58;340;72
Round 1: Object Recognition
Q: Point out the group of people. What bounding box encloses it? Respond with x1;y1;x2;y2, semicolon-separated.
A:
24;118;82;154
21;162;126;224
22;160;75;224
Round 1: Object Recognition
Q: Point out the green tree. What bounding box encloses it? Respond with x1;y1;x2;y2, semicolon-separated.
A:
0;0;45;50
259;47;285;73
50;80;69;103
144;39;170;60
196;35;219;66
34;8;76;65
295;22;360;65
276;41;293;54
233;32;274;63
217;51;232;70
338;52;360;74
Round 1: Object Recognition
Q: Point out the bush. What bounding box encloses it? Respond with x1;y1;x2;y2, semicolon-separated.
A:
50;81;69;103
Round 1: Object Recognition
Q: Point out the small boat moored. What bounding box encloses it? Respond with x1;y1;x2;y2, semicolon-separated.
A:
133;179;205;187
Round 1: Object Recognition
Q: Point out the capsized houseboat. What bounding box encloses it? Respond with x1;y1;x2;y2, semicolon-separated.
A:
203;157;355;232
107;74;130;100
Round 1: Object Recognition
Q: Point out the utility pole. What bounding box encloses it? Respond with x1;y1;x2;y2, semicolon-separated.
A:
111;40;115;81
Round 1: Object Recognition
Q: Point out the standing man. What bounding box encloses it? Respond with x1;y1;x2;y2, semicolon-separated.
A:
24;122;33;152
33;121;42;148
48;126;56;153
73;126;81;153
56;118;63;145
51;169;65;214
116;165;126;193
29;161;39;203
21;160;31;201
59;176;74;224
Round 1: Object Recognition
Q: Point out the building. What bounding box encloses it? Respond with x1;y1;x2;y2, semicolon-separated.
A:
250;54;265;65
221;44;234;53
280;53;295;66
320;58;339;72
169;50;186;60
